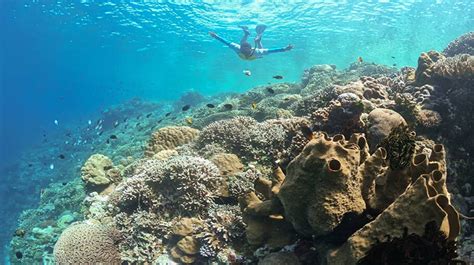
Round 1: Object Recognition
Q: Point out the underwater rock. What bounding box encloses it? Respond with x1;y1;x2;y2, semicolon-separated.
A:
278;132;367;236
443;31;474;57
328;176;460;264
53;223;121;265
259;251;301;265
152;149;179;160
366;108;406;150
81;154;121;192
144;126;199;157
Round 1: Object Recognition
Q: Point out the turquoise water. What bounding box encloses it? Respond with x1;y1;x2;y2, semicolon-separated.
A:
0;0;473;262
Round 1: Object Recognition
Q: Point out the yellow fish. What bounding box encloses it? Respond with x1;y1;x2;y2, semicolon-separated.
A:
185;117;193;125
251;102;257;109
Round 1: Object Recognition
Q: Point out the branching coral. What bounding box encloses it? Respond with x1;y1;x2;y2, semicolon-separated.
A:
196;116;287;163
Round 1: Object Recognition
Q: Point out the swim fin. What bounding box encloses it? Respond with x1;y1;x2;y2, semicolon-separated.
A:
255;24;267;35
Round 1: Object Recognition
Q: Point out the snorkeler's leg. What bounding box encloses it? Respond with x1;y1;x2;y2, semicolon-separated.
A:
240;27;250;44
255;36;263;49
254;24;266;48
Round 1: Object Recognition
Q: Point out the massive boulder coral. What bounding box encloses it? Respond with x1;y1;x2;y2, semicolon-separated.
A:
366;108;407;150
278;132;368;236
53;223;121;265
144;126;199;157
81;154;121;191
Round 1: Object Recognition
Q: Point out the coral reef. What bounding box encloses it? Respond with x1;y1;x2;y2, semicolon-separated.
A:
53;223;121;264
8;33;474;265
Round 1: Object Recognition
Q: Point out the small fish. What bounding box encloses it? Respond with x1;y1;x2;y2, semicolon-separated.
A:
123;118;128;122
392;63;397;67
243;70;251;76
223;103;233;110
165;112;172;117
301;125;313;140
28;163;33;167
146;113;152;118
206;103;215;108
185;117;193;125
272;75;283;80
54;120;59;126
136;122;141;127
50;164;54;170
110;135;118;140
157;119;163;124
88;120;92;125
114;121;119;127
266;87;275;94
62;182;67;186
106;139;110;144
15;251;23;259
136;115;141;120
391;56;395;59
251;102;257;109
283;97;290;101
98;131;104;136
58;154;65;159
357;56;363;63
182;105;191;111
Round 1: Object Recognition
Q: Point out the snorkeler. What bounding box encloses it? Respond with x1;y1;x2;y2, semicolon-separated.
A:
209;25;293;60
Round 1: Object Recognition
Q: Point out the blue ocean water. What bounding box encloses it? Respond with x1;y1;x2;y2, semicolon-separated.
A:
0;0;472;261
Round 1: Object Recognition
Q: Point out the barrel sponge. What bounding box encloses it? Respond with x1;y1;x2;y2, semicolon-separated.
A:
145;126;199;157
53;223;121;264
278;132;367;236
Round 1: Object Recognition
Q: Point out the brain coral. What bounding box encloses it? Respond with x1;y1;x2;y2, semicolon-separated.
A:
53;223;121;264
144;126;199;157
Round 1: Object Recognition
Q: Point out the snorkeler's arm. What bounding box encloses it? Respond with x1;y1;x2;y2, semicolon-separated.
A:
209;32;239;50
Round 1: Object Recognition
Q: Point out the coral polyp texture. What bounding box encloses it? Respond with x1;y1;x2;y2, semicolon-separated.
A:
10;33;474;265
53;223;121;265
145;126;200;157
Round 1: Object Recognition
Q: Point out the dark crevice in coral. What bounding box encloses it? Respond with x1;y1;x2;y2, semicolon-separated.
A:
314;211;373;246
357;221;466;265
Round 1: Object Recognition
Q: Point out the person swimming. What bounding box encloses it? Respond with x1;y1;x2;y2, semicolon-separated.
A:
209;25;293;60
